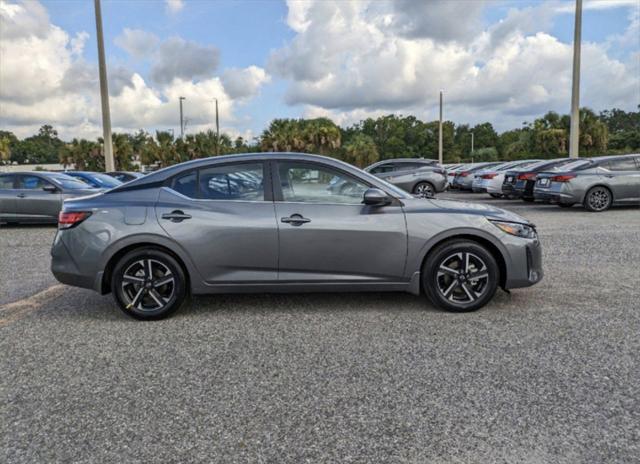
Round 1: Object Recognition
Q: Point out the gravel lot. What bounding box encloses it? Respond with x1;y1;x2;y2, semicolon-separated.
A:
2;193;639;463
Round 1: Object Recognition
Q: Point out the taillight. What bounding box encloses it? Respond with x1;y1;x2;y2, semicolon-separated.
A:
517;172;537;181
550;174;576;182
482;173;497;179
448;172;456;177
58;211;92;229
458;172;470;177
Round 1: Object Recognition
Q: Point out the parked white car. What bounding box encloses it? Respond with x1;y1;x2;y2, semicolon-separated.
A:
479;160;541;197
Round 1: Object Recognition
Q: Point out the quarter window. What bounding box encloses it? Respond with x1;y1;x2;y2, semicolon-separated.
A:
0;175;15;189
171;171;198;198
278;162;368;204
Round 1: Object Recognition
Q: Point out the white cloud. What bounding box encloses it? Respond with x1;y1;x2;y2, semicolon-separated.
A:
0;1;269;140
114;28;159;58
270;0;640;130
165;0;184;15
221;66;271;99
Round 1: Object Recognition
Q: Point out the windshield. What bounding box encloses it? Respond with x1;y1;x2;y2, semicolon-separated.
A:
48;173;95;190
81;173;122;188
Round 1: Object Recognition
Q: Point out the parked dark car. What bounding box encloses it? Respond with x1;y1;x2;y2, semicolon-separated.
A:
534;154;640;211
106;171;145;183
0;172;99;224
502;158;577;201
365;159;446;196
50;153;542;320
65;171;122;190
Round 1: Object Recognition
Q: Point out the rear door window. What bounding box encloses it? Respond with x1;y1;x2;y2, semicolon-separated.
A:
606;158;638;171
18;175;51;190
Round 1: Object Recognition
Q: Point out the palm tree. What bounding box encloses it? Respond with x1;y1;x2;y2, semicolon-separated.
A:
344;134;379;167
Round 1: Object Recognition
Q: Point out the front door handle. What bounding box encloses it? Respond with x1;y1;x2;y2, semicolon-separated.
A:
281;214;311;226
16;193;26;198
161;210;192;222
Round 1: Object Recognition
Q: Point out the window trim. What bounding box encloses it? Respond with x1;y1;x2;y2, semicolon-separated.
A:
165;160;272;202
271;160;378;205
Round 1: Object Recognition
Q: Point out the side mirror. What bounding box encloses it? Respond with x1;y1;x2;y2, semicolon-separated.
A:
43;184;58;193
363;188;391;206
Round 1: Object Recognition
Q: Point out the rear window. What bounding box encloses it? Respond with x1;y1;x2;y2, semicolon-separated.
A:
561;160;592;171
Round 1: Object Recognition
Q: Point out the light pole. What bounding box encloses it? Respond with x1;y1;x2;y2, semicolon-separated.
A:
179;96;186;138
471;132;474;156
438;90;443;165
569;0;582;158
94;0;115;171
213;98;220;155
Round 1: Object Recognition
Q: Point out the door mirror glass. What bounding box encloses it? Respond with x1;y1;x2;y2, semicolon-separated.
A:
43;184;58;193
363;188;391;206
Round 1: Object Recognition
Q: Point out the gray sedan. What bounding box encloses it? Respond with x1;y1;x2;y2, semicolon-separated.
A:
365;158;447;196
51;153;543;320
0;172;99;224
534;154;640;211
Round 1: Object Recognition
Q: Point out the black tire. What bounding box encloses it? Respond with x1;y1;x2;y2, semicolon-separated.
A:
489;193;502;199
422;239;499;313
111;247;187;320
414;182;435;197
583;186;612;212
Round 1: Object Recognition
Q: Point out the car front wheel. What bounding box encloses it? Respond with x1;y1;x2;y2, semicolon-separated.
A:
584;186;612;212
423;239;499;312
111;248;187;320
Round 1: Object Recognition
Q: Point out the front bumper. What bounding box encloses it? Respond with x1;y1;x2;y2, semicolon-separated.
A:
505;238;544;289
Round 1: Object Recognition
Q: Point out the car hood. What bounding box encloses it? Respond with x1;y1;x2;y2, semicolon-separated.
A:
402;197;532;225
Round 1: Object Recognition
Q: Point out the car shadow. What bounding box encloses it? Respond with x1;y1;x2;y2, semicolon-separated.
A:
0;223;57;229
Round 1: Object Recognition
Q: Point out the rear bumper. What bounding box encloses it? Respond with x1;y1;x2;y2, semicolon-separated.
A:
501;184;521;197
50;231;98;291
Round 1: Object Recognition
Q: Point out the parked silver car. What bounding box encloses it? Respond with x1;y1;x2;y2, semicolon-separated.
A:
50;153;543;320
533;154;640;211
452;162;503;190
0;172;99;224
365;158;447;196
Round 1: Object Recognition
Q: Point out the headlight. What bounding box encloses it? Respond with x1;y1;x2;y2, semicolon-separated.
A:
490;220;537;239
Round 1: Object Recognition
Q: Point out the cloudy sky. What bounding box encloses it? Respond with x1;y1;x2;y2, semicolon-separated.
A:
0;0;638;141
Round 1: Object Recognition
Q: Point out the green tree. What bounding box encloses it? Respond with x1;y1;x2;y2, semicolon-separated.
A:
343;133;379;167
0;137;11;165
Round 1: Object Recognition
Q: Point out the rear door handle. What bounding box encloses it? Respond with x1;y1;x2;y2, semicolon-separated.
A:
281;214;311;226
161;210;192;222
16;193;26;198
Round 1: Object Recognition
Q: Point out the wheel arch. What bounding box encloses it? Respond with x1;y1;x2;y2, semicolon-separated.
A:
580;183;614;204
418;231;509;289
99;235;198;295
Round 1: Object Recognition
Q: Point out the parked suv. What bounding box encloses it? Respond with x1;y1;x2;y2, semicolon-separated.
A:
365;158;447;197
534;154;640;211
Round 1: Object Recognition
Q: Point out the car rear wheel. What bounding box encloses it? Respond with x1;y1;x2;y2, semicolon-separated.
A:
584;186;612;212
423;239;499;312
414;182;435;197
111;248;187;320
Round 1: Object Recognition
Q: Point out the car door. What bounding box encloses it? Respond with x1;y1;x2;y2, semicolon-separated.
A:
601;158;640;201
156;161;279;283
0;174;17;222
15;174;62;221
273;160;407;282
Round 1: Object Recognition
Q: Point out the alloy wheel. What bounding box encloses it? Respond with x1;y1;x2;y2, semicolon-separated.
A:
121;259;175;311
587;187;611;212
436;252;489;304
415;182;434;197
